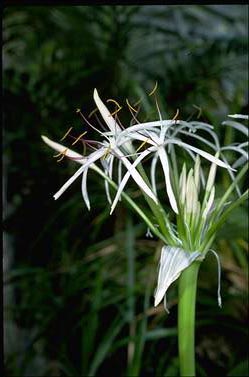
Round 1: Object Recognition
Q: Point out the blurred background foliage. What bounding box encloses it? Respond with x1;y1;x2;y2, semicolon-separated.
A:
3;5;248;377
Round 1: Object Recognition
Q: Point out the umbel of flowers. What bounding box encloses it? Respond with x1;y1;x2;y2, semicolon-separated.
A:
42;89;248;376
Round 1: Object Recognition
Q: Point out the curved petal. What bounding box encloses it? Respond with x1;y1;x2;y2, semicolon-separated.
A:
110;148;153;214
154;246;201;308
114;148;158;205
53;148;105;200
93;89;121;134
41;135;86;164
81;167;90;210
158;148;178;214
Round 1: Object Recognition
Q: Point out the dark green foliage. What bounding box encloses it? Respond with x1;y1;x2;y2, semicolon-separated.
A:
3;5;248;376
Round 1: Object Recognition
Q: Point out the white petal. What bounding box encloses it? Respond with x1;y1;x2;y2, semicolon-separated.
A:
202;186;215;218
114;148;158;205
179;164;187;204
53;148;105;200
151;153;159;195
154;246;201;307
158;148;178;214
110;148;153;214
206;152;219;192
222;120;248;136
93;89;121;133
81;168;90;210
41;135;86;164
169;139;235;171
228;114;248;120
118;159;122;185
119;120;177;135
102;155;114;205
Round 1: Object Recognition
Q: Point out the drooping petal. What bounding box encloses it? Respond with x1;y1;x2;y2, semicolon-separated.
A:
154;246;201;308
101;154;114;205
110;148;154;214
151;153;159;195
81;167;90;210
114;148;158;205
167;139;235;171
232;155;248;169
53;148;105;200
222;120;248;136
118;159;122;186
158;147;178;214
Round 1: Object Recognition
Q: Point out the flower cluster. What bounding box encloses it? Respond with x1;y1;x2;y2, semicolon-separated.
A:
42;89;248;311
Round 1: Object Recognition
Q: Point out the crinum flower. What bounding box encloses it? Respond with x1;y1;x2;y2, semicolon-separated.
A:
46;89;158;209
42;88;248;312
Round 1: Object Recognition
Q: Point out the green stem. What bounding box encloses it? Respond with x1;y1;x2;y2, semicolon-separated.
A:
178;261;200;377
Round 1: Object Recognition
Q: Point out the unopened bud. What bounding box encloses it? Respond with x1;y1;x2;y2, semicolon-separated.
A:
179;163;186;204
206;152;219;192
194;155;201;193
202;186;215;218
186;169;198;215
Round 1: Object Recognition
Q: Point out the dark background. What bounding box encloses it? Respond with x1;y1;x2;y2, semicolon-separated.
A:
3;5;248;376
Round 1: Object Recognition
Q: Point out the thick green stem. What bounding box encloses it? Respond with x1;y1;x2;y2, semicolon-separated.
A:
178;261;200;377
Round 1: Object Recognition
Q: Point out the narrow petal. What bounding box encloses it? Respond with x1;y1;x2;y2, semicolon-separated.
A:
169;139;235;171
206;152;219;192
222;120;248;136
154;246;201;307
81;168;90;210
53;148;105;200
202;186;215;218
118;159;122;186
114;148;158;205
179;163;187;204
110;148;153;214
104;176;112;205
158;147;178;214
151;153;159;195
119;120;177;136
228;114;248;120
93;89;121;133
42;135;86;164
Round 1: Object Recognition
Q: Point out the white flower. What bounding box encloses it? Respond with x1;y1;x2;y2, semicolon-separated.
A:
42;89;238;216
42;89;158;210
115;119;235;214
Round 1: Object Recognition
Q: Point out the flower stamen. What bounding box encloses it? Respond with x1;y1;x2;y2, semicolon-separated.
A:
172;109;180;121
53;148;69;162
102;146;111;160
106;98;122;117
126;98;138;113
60;127;73;141
136;138;149;153
88;107;98;118
71;131;88;146
148;81;158;96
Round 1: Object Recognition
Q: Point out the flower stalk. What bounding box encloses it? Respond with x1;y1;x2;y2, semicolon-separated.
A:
178;261;200;377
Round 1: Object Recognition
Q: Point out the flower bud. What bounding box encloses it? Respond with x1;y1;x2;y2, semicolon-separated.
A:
194;155;201;193
186;169;198;215
202;186;215;218
179;163;186;204
206;152;219;192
